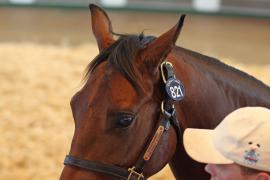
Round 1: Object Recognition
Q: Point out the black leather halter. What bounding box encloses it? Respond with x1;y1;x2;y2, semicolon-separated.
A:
64;61;183;180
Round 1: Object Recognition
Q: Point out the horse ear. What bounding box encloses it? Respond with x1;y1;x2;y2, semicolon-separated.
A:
89;4;115;52
141;15;186;73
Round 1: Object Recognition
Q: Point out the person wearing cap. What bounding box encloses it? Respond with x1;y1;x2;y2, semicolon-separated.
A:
184;107;270;180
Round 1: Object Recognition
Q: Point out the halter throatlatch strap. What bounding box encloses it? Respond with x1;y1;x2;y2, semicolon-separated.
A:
63;60;184;180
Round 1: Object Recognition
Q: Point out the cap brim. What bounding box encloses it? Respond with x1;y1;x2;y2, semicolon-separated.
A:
183;128;233;164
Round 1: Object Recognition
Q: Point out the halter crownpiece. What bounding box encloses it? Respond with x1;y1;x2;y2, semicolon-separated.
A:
64;60;184;179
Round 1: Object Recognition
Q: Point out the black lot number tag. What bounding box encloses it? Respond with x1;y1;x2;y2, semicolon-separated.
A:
165;78;185;101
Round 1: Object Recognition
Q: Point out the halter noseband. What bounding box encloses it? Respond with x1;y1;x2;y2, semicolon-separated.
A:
64;61;184;179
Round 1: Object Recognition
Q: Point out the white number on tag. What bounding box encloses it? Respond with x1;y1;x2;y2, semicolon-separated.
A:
169;86;183;98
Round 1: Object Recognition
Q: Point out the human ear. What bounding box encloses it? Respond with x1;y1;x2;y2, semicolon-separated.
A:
255;172;270;180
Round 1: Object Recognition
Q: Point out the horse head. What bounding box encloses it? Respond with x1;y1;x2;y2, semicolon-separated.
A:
60;4;186;180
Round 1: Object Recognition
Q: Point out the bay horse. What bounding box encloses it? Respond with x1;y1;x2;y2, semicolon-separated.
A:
60;4;270;180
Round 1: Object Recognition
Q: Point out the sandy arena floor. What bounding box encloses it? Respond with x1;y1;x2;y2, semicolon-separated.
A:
0;42;269;180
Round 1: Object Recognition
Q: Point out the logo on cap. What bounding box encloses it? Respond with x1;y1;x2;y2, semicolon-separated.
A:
244;148;260;164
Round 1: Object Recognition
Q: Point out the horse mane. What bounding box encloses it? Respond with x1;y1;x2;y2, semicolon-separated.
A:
85;34;270;96
84;33;155;88
178;47;270;93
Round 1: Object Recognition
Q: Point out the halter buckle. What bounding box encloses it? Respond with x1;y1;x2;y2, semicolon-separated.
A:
161;100;174;117
127;166;144;180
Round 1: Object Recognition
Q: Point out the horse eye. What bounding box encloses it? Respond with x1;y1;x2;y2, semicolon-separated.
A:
116;116;134;128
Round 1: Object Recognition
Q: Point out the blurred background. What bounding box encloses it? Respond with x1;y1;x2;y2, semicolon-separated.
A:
0;0;269;179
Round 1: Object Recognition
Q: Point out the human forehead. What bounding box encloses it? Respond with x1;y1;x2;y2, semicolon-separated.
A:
209;163;243;173
209;163;252;180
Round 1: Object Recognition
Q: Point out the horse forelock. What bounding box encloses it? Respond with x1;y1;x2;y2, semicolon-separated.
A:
84;33;156;89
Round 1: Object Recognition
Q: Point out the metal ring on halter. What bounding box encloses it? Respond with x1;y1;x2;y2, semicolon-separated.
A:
161;101;174;117
160;60;174;84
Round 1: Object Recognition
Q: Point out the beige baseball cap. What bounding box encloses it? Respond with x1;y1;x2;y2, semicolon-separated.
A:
184;107;270;172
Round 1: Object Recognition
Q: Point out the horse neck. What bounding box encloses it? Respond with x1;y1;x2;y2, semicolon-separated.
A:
167;47;270;180
170;47;270;129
